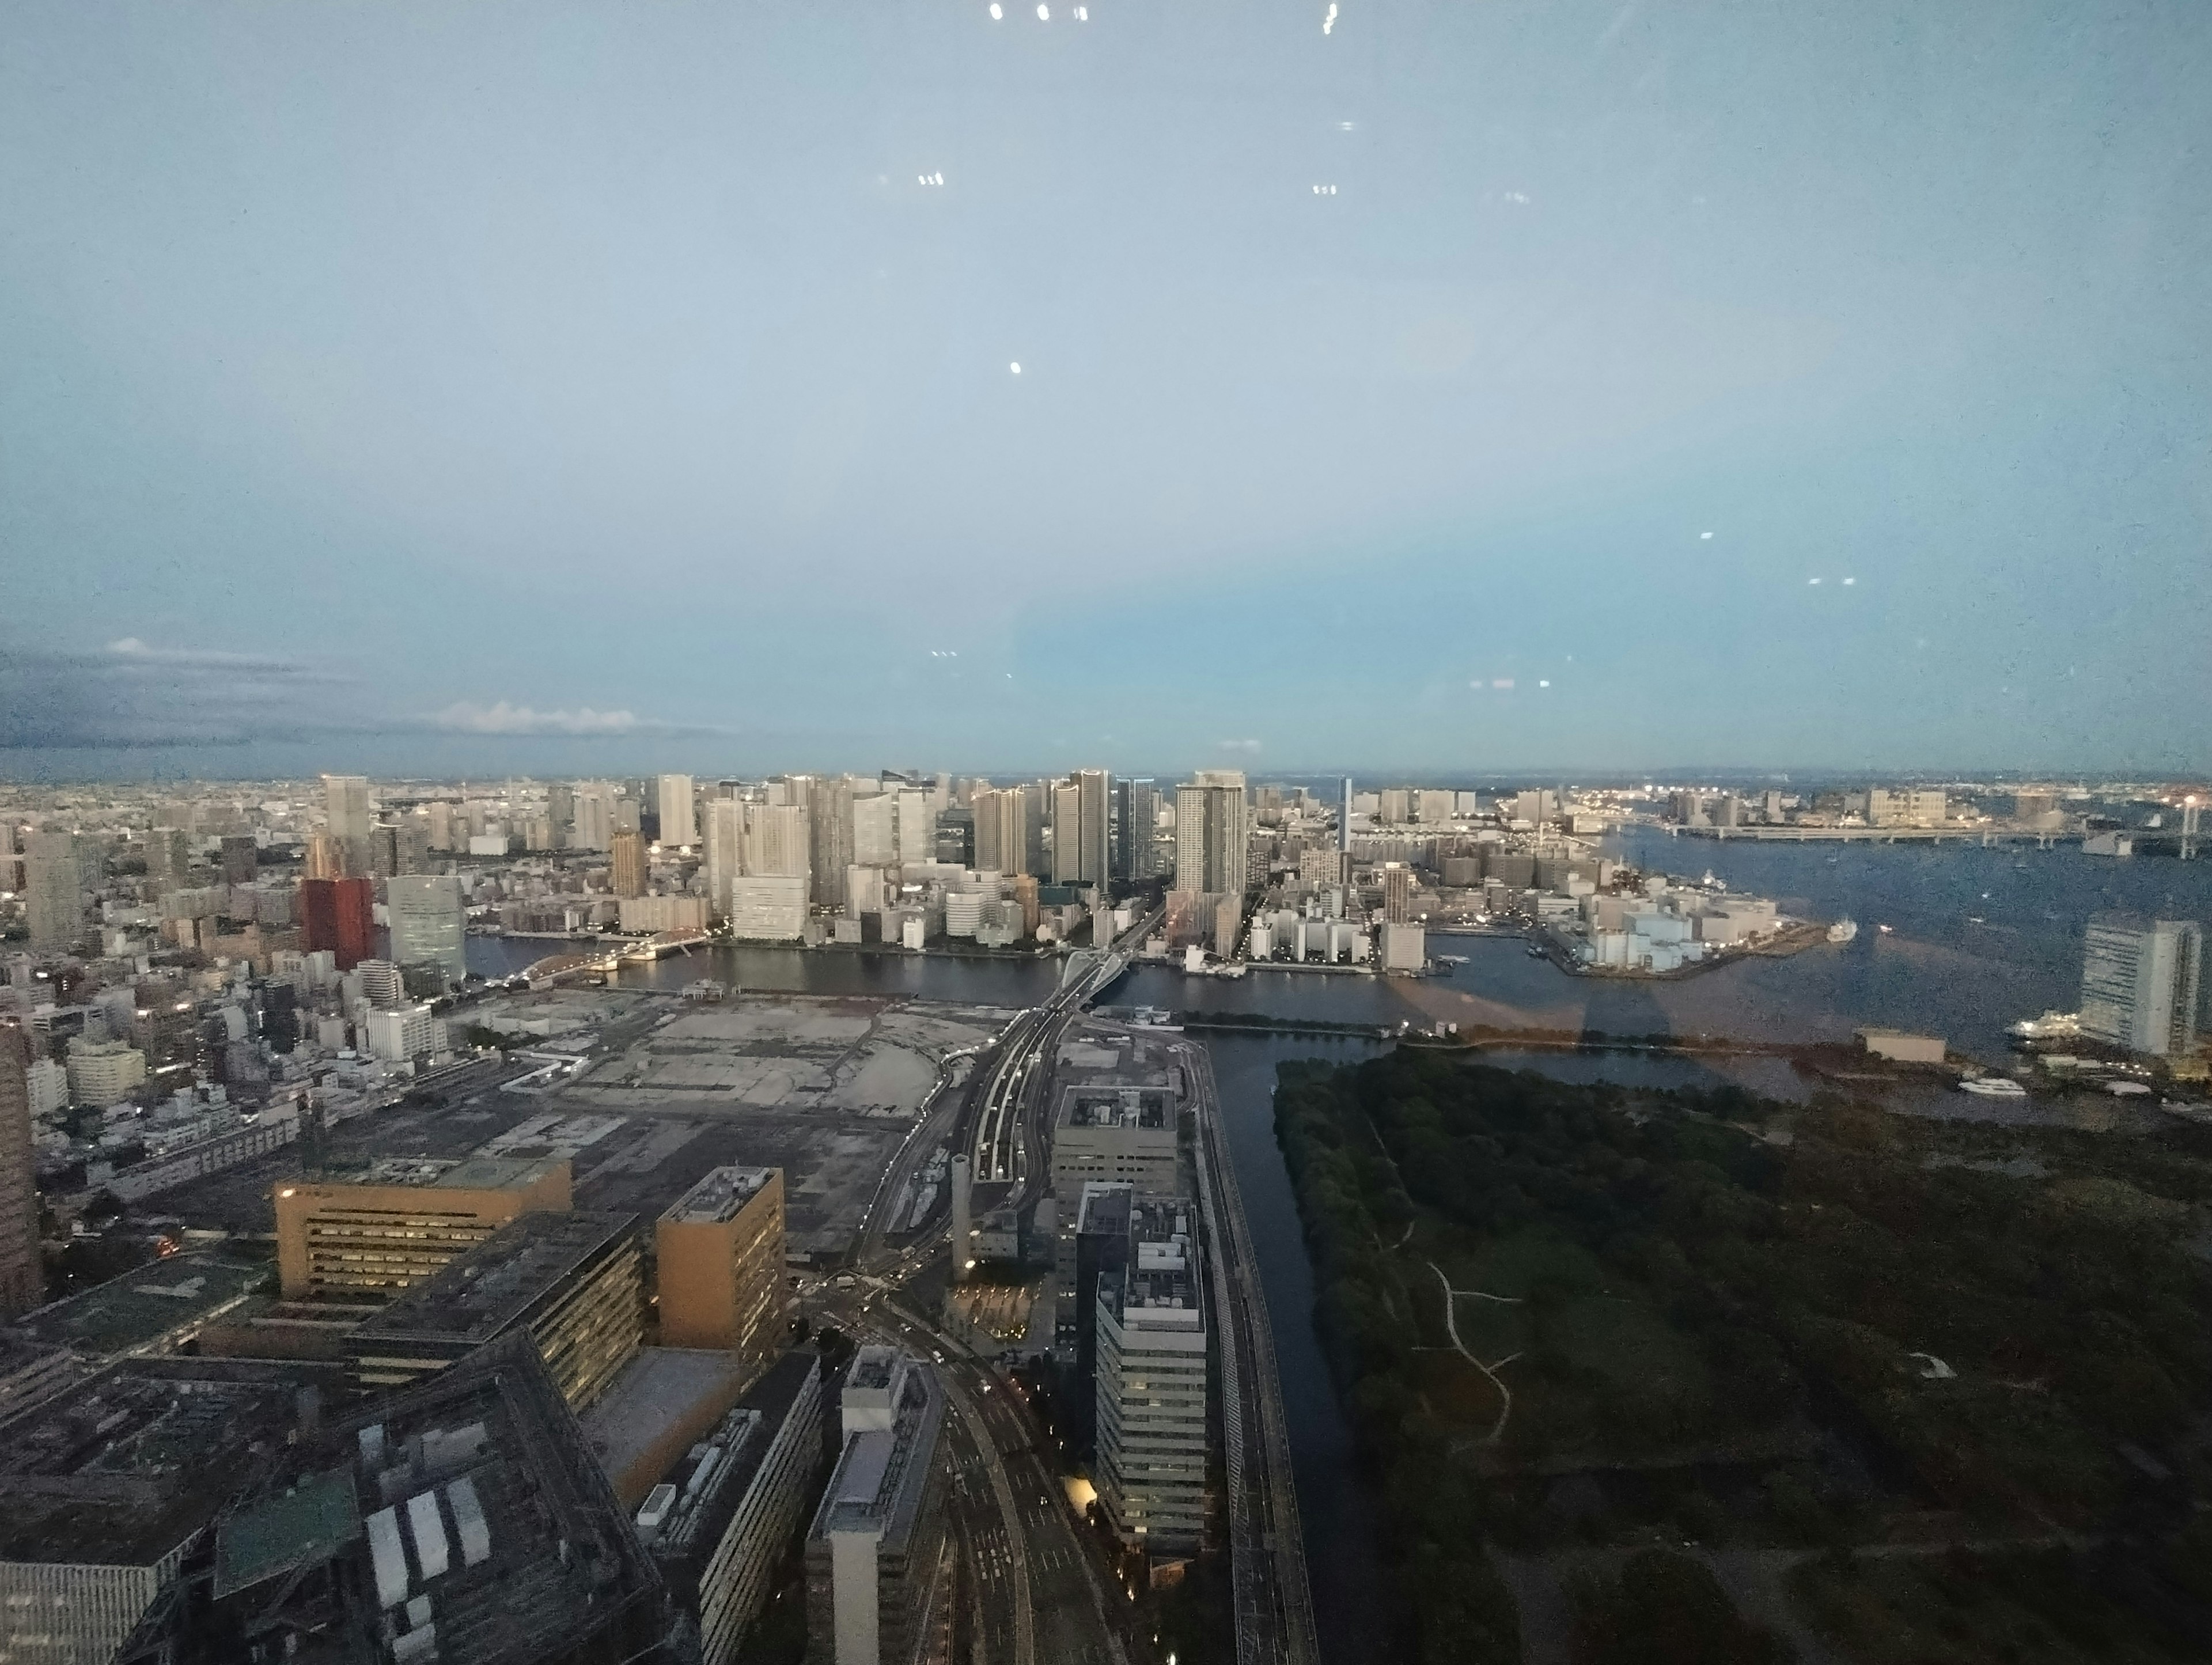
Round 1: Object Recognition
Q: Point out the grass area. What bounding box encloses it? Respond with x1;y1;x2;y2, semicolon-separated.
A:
1787;1545;2210;1664
1274;1051;2212;1665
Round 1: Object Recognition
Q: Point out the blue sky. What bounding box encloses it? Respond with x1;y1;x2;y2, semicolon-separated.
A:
3;1;2207;779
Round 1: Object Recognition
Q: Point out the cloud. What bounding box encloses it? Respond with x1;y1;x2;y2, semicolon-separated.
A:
0;640;346;749
432;701;641;735
1217;738;1263;753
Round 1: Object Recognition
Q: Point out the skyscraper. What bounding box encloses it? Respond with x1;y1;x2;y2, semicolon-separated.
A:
1075;768;1111;888
1381;863;1414;924
1114;779;1160;882
974;787;1028;877
656;1166;786;1385
1339;776;1354;854
2080;913;2203;1056
705;798;744;920
1173;771;1248;898
745;803;810;879
322;774;373;876
893;790;936;868
24;830;82;954
386;874;469;984
657;774;697;847
573;782;615;852
0;1021;39;1317
808;776;853;910
1051;783;1083;884
301;875;376;970
611;830;649;900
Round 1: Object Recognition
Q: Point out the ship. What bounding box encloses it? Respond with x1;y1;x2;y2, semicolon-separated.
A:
2008;1010;2080;1042
1960;1076;2028;1098
1826;917;1858;943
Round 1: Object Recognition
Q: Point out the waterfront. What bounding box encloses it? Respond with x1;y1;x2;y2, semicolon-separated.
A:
453;836;2212;1665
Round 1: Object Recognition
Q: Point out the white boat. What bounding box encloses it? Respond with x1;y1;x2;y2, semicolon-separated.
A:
1826;918;1858;943
2008;1010;2081;1041
1960;1076;2028;1098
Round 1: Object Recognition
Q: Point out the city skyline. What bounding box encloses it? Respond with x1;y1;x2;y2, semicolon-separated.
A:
5;3;2209;779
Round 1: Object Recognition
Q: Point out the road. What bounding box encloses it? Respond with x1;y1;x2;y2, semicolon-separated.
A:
1184;1041;1321;1665
817;1284;1130;1665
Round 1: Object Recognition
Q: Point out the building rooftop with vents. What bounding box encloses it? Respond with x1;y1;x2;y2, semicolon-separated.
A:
662;1164;776;1225
0;1356;334;1665
111;1333;673;1665
10;1249;271;1359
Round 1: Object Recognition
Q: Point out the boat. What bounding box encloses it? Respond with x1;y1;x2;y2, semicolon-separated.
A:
1826;918;1858;943
2008;1010;2080;1041
1877;923;1893;935
1960;1076;2027;1098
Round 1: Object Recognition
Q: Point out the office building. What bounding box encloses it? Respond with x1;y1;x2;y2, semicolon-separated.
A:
321;772;373;877
0;1358;321;1665
1115;779;1160;882
108;1336;676;1665
24;830;82;954
804;1347;949;1665
620;894;709;934
705;797;744;920
611;829;650;899
66;1037;146;1108
633;1351;825;1665
1338;776;1355;851
1174;771;1248;898
1094;1197;1208;1552
1020;781;1052;878
26;1056;67;1117
574;781;616;851
729;875;808;941
275;1155;572;1299
852;792;897;869
1059;1182;1132;1427
747;802;811;879
303;830;346;879
1050;783;1082;884
658;773;698;847
0;1025;36;1317
973;787;1026;877
146;826;192;888
364;1002;441;1063
1075;768;1111;888
1378;920;1426;972
2080;913;2203;1057
809;776;855;911
355;957;406;1007
656;1166;787;1383
350;1209;643;1408
301;875;373;968
386;873;469;983
1381;862;1414;924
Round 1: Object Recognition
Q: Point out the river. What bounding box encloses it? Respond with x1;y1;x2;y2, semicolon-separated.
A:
457;837;2210;1664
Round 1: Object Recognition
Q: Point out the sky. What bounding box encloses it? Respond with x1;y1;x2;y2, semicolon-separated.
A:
3;1;2208;782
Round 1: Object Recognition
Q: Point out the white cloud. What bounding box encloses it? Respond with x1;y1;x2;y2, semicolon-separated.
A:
433;701;639;735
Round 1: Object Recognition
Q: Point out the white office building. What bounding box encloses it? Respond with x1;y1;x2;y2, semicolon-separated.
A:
363;1003;441;1063
729;877;807;942
657;774;697;847
385;874;468;984
1095;1198;1209;1553
2080;913;2203;1056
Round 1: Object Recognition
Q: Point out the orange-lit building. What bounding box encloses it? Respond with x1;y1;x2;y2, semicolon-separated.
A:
612;829;649;898
275;1155;571;1299
656;1166;785;1382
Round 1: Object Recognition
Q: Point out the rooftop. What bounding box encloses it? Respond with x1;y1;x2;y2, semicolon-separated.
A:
10;1249;271;1358
1059;1086;1171;1132
660;1164;777;1226
1111;1199;1202;1322
353;1211;638;1345
638;1351;818;1574
349;1153;568;1192
809;1351;942;1546
578;1346;748;1497
0;1357;315;1567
